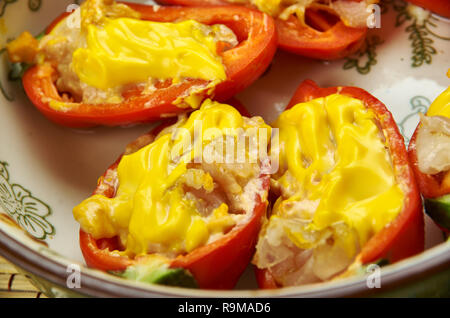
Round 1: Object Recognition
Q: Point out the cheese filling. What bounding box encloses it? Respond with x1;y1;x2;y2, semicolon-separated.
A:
73;100;270;258
35;0;236;107
416;86;450;175
253;94;404;286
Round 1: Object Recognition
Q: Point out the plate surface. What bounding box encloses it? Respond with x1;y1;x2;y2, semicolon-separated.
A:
0;0;449;297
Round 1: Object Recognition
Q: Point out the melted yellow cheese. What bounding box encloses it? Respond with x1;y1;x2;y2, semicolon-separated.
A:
251;0;283;16
427;86;450;118
73;100;268;257
72;18;227;90
271;94;404;257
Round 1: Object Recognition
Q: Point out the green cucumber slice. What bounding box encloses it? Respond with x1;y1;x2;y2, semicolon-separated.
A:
112;264;198;288
425;194;450;231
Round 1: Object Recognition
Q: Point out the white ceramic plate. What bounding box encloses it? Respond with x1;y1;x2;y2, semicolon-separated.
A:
0;0;449;297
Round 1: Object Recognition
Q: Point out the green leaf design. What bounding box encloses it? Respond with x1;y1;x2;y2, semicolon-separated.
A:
424;16;450;41
387;0;449;67
407;23;436;67
0;161;54;240
0;0;18;18
1;48;16;101
397;95;430;144
28;0;41;12
0;0;42;16
395;11;411;27
342;35;384;75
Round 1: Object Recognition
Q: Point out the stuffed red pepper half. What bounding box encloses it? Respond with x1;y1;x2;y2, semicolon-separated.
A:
252;80;424;288
73;99;272;289
408;80;450;233
6;0;276;128
156;0;375;60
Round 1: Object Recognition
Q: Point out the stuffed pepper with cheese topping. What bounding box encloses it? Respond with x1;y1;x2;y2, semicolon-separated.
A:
408;76;450;233
73;99;271;289
6;0;276;127
253;80;424;288
157;0;375;60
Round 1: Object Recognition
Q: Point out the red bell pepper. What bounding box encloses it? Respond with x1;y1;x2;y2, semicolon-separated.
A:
406;0;450;18
156;0;368;60
78;110;270;290
21;3;277;128
255;80;424;289
408;126;450;233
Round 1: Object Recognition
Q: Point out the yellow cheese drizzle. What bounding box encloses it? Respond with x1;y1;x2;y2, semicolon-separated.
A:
426;86;450;118
271;94;404;258
73;100;268;257
72;18;227;90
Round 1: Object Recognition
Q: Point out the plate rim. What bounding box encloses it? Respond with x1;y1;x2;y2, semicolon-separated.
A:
1;223;449;297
